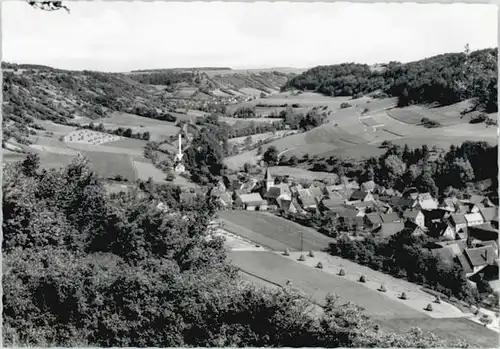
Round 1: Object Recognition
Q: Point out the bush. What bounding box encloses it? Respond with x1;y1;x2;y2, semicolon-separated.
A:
425;303;433;311
298;254;306;261
435;295;441;304
316;262;323;269
340;102;352;109
400;292;407;300
308;250;315;258
420;117;441;128
338;268;346;276
359;275;366;283
283;249;290;256
378;285;387;292
469;113;487;124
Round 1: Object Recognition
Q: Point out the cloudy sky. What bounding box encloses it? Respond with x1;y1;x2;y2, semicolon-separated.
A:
2;1;497;72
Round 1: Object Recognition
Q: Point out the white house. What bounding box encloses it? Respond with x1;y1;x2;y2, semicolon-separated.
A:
465;212;485;227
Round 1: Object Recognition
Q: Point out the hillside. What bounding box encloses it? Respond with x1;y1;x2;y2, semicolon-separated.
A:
2;62;298;146
284;48;498;112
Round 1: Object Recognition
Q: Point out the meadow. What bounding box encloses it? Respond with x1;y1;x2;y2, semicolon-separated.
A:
215;210;334;251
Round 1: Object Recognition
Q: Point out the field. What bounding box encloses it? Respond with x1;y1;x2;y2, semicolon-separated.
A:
215;210;334;251
225;95;498;170
83;150;138;181
91;112;180;142
133;160;167;183
228;250;498;347
268;166;339;183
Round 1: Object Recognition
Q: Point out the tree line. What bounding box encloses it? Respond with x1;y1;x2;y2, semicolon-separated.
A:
285;141;498;200
284;48;497;112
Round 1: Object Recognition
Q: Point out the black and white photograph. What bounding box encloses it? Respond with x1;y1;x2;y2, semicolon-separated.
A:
2;1;499;347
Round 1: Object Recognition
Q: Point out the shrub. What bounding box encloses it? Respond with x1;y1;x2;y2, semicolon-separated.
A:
316;262;323;269
362;107;370;114
283;249;290;256
469;113;487;124
435;295;441;304
425;303;433;311
308;250;315;258
338;268;346;276
340;102;352;109
359;275;366;283
378;285;387;292
298;254;306;261
400;292;408;300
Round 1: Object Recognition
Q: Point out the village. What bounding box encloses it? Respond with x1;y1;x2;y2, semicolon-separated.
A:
200;164;500;294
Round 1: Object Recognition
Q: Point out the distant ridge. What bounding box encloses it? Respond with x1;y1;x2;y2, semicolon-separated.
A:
130;67;232;73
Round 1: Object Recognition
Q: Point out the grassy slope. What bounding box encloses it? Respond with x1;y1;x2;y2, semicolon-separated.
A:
215;210;334;251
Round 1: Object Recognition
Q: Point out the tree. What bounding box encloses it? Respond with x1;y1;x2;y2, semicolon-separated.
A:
21;152;40;177
263;146;279;166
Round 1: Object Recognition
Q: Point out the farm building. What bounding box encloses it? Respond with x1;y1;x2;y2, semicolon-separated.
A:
223;174;241;191
449;213;468;232
234;193;268;211
364;213;383;229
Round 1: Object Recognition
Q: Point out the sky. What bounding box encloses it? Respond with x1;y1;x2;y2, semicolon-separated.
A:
2;1;498;72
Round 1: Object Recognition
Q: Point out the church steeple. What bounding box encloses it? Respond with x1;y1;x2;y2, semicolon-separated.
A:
265;167;274;191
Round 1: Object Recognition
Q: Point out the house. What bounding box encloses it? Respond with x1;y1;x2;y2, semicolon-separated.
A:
360;180;376;193
218;192;233;208
472;240;499;257
380;212;401;223
479;207;498;223
320;196;345;212
390;197;416;211
278;198;300;214
464;246;496;274
405;220;426;237
423;209;450;227
240;178;259;194
234;193;268;211
289;183;304;197
297;189;317;211
464;194;494;207
402;187;419;200
415;193;438;210
308;185;324;202
403;209;425;228
350;201;376;214
436;222;456;240
349;190;375;203
468;223;499;242
338;209;364;231
223;174;241;191
371;222;405;239
449;213;468;233
364;213;383;229
464;212;485;227
468;263;499;292
265;184;292;203
439;197;458;212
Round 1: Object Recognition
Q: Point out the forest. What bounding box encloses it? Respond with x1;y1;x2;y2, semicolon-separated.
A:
284;48;498;112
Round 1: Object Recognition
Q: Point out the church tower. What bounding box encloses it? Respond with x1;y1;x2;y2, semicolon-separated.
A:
265;167;274;191
174;132;185;174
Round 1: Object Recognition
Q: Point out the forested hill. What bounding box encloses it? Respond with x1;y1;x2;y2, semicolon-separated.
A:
283;48;498;112
1;62;293;145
